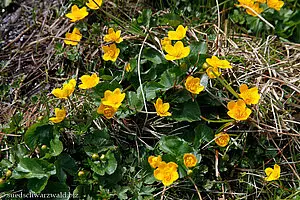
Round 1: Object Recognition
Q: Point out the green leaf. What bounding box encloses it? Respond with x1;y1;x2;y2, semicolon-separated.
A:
158;136;193;156
158;13;183;27
189;42;207;55
188;42;207;65
137;82;164;101
194;124;214;148
137;9;152;28
28;177;49;193
159;69;177;90
169;90;191;103
143;48;163;64
127;91;143;111
0;159;13;168
100;75;113;81
84;130;113;154
105;151;117;175
143;173;156;184
12;158;56;179
55;153;78;177
49;135;63;157
171;100;201;122
24;124;54;150
116;186;129;200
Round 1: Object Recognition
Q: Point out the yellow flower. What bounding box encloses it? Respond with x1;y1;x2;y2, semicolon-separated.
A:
227;99;252;121
183;153;197;168
206;66;221;79
265;164;280;181
246;3;263;16
101;88;125;109
168;25;188;40
236;0;263;16
65;5;89;22
185;76;204;94
86;0;102;10
102;44;120;62
49;108;66;123
103;28;123;43
52;79;76;99
164;41;190;61
154;162;179;186
206;56;232;69
78;73;99;89
267;0;284;11
161;37;171;50
154;98;171;117
214;132;230;147
239;84;260;105
97;103;117;119
148;155;162;168
64;28;82;46
255;0;266;3
125;63;131;72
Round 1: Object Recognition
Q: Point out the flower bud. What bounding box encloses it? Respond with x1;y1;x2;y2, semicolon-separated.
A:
41;145;47;150
92;153;99;160
78;171;85;177
187;169;193;175
5;170;12;177
0;178;4;185
202;62;209;69
100;154;105;160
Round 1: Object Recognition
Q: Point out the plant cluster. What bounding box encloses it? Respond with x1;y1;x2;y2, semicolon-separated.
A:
0;0;298;199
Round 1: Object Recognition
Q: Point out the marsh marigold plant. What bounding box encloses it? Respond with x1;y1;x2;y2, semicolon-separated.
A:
168;25;188;40
125;63;131;72
65;5;89;22
52;79;76;99
97;104;117;119
227;99;252;120
206;56;232;69
164;41;190;61
104;28;123;43
239;84;260;105
78;73;99;89
183;153;197;168
49;108;66;123
154;162;179;186
154;98;171;117
86;0;102;10
161;37;171;50
101;88;125;109
267;0;284;11
64;28;82;45
148;155;162;168
206;66;221;79
185;76;204;94
265;164;280;181
215;132;230;147
102;44;120;62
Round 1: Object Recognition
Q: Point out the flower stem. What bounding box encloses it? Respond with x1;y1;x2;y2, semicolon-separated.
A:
200;116;234;123
188;177;203;200
211;70;239;99
160;186;166;200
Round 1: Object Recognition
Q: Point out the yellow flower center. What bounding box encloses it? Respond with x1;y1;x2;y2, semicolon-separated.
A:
104;107;114;118
108;49;116;57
